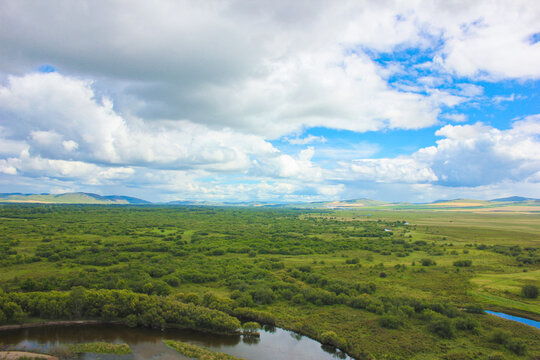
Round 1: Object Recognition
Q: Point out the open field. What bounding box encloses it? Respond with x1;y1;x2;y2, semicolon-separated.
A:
0;205;538;360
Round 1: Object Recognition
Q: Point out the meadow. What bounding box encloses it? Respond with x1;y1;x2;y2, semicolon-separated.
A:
0;204;538;359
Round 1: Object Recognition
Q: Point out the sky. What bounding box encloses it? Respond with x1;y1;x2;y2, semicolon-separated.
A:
1;0;540;203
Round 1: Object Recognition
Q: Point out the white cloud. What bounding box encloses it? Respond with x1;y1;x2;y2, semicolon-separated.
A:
286;135;327;145
1;0;511;139
62;140;78;152
0;72;327;187
492;93;527;104
441;113;467;123
338;157;438;184
1;1;539;202
336;116;540;188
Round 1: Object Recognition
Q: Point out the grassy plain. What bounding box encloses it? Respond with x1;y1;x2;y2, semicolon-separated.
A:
0;205;538;359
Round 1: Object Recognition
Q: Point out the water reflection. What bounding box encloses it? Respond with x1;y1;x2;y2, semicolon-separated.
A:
262;324;275;333
0;324;353;360
290;332;303;341
241;336;260;345
321;344;348;359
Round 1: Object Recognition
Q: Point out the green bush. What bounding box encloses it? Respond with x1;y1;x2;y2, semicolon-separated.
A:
489;330;510;345
378;315;403;329
486;353;506;360
464;304;484;314
453;260;472;267
124;314;138;327
319;331;344;347
428;319;455;339
421;258;436;266
242;321;260;336
505;338;527;355
454;317;478;333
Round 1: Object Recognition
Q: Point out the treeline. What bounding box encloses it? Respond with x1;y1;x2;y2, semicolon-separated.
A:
0;288;241;334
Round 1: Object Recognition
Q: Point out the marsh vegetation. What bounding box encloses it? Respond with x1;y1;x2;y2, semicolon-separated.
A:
0;205;538;359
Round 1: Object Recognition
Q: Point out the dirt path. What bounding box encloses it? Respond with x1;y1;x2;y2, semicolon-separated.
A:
0;351;58;360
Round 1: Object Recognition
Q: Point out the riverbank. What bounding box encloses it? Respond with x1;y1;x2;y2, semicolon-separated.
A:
486;307;540;322
0;318;240;336
0;351;58;360
0;320;120;331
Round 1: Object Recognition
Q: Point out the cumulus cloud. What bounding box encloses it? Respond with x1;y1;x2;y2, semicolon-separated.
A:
0;72;325;189
337;116;540;188
337;158;438;184
5;0;533;138
1;1;539;202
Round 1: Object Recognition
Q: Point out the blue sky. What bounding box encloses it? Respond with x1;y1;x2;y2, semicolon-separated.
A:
1;1;540;202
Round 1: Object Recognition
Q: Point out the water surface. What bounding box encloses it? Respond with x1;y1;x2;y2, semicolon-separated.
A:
0;324;352;360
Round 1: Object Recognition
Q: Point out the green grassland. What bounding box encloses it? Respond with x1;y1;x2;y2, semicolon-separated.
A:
0;205;538;359
69;342;131;355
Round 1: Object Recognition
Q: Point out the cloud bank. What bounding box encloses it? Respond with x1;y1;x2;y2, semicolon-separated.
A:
1;0;539;202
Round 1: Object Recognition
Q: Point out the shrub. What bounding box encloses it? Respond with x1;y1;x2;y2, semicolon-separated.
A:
521;284;538;299
297;265;312;273
378;315;403;329
464;304;484;314
250;287;275;305
453;260;472;267
454;317;478;333
292;294;305;304
443;353;474;360
124;314;137;327
418;309;439;321
242;321;260;336
428;319;455;338
489;330;510;345
421;258;436;266
319;331;343;347
505;338;527;355
486;353;505;360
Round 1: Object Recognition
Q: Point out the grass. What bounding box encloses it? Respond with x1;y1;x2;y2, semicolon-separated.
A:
68;342;131;355
470;291;540;317
163;340;244;360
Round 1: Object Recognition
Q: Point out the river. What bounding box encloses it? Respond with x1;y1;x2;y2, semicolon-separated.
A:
486;311;540;330
0;323;353;360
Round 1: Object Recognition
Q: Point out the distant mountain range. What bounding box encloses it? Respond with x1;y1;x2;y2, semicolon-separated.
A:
0;192;150;204
0;192;538;207
488;196;538;202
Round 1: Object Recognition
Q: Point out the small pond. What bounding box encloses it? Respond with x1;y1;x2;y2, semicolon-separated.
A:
0;324;353;360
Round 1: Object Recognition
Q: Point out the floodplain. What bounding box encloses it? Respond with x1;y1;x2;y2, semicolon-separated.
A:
0;204;538;359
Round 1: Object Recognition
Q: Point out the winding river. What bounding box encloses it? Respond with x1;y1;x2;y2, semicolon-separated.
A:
0;324;353;360
486;311;540;330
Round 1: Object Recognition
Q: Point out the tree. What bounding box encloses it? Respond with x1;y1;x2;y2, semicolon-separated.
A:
521;285;538;299
69;286;87;318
